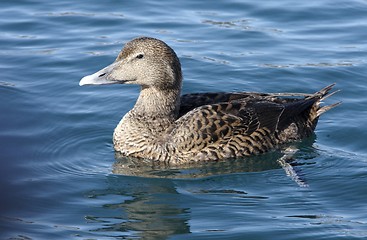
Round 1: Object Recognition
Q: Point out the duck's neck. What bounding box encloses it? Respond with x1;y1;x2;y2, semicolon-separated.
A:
132;86;181;120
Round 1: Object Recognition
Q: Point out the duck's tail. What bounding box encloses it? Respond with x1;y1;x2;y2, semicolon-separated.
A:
307;83;341;118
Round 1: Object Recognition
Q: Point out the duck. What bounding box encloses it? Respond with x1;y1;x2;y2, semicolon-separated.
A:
79;36;340;164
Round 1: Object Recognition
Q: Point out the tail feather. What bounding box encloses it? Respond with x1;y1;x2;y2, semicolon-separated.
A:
315;83;336;96
317;101;341;116
308;83;340;117
320;89;340;102
306;83;335;100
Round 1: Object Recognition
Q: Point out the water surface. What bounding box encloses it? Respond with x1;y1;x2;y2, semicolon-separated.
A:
1;0;367;239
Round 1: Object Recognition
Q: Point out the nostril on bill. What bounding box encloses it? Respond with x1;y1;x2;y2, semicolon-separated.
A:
99;73;107;77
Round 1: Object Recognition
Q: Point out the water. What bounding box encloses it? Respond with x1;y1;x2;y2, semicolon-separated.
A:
1;0;367;239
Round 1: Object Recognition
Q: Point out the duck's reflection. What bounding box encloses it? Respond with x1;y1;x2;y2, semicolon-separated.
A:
88;141;317;238
87;176;190;239
88;153;285;239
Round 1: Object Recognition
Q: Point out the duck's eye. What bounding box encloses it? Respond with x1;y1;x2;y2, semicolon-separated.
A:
136;54;144;59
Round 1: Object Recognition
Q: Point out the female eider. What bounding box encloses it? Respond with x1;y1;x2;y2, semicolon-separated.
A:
79;37;339;164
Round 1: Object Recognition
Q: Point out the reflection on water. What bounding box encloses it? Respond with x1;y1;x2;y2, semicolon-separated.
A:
83;140;319;239
85;176;190;239
88;152;284;239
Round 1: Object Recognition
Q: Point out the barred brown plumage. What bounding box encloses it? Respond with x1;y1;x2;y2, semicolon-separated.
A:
80;37;340;164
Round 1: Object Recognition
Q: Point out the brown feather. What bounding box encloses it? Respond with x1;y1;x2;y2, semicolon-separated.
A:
80;37;340;164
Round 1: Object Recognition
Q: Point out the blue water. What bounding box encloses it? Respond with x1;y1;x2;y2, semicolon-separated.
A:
1;0;367;239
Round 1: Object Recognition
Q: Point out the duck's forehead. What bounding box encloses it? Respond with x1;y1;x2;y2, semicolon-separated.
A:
116;38;171;61
116;44;136;60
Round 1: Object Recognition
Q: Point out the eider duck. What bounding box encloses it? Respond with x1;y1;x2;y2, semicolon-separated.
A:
79;37;339;164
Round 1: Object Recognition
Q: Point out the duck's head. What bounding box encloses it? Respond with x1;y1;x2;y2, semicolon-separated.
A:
79;37;182;90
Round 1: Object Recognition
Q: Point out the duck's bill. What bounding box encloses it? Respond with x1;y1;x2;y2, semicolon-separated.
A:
79;62;119;86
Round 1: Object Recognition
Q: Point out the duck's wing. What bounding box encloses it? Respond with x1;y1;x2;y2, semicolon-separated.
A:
169;84;339;162
178;92;268;117
168;99;294;161
169;91;334;162
178;91;314;117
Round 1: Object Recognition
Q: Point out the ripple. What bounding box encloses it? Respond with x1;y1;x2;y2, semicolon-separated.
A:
0;81;15;87
34;11;124;18
202;18;283;34
29;114;114;178
202;19;251;30
260;61;357;68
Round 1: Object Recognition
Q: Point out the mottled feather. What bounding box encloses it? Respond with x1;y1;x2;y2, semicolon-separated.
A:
79;37;340;164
